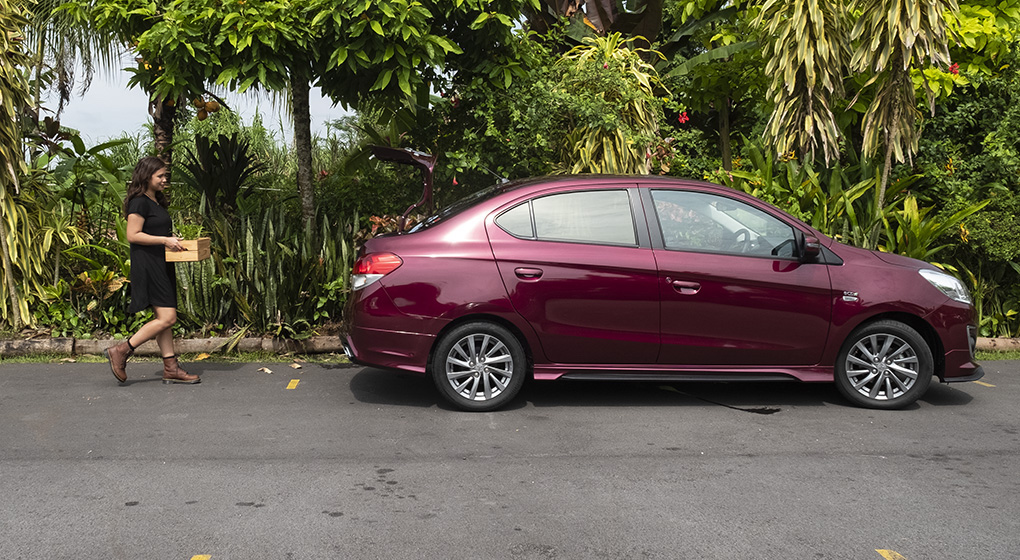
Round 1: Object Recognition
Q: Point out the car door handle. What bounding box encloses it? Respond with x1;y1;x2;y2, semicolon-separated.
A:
515;267;544;280
668;279;701;295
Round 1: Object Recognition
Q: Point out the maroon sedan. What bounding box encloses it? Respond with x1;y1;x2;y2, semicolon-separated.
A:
343;176;983;411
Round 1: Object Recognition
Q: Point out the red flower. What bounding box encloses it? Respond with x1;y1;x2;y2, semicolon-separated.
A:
677;111;690;124
949;63;960;75
453;176;458;186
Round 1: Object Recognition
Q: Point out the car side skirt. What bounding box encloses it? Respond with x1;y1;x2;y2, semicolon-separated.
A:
533;365;834;382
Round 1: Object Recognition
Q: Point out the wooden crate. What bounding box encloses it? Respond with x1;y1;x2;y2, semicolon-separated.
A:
165;237;211;262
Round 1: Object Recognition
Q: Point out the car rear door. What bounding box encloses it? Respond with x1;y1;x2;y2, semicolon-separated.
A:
486;186;660;364
643;186;833;366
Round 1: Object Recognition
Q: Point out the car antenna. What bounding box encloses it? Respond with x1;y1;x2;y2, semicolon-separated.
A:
479;165;509;184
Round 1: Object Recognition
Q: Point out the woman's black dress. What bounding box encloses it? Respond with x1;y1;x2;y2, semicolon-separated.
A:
126;196;177;314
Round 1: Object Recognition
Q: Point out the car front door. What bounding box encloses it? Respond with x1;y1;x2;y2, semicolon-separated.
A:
486;187;660;364
644;187;833;366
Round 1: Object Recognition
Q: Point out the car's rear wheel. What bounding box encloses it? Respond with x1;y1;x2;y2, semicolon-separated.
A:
432;322;526;411
834;320;933;409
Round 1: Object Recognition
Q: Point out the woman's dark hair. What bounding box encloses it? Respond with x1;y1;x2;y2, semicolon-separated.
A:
124;156;169;216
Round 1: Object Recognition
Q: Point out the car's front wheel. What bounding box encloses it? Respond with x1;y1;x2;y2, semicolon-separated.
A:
835;320;933;409
431;322;527;411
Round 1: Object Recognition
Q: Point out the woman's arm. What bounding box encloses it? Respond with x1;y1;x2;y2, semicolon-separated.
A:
126;213;184;251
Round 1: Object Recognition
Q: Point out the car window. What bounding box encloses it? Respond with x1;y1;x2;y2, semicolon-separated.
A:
495;203;534;238
651;190;796;257
496;190;637;246
408;183;507;233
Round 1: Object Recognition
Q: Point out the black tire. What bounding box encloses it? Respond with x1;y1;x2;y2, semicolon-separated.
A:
834;320;933;409
431;322;527;412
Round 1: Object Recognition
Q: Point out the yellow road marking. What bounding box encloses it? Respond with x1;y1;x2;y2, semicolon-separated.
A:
876;550;907;560
191;556;212;560
286;379;300;390
973;380;996;387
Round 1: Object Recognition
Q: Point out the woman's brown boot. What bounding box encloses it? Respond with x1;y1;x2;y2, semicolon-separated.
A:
104;340;134;383
162;355;200;384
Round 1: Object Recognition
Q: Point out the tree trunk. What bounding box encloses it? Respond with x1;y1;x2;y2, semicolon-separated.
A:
150;95;177;170
290;69;315;230
33;34;44;120
0;212;23;328
719;97;732;172
870;96;901;249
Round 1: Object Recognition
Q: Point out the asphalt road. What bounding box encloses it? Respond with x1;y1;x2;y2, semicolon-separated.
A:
1;358;1017;560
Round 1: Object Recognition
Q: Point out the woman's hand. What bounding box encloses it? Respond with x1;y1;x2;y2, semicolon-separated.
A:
163;236;185;251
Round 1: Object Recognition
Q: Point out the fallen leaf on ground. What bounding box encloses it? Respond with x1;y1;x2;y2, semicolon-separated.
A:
289;363;302;369
258;367;273;374
195;352;211;361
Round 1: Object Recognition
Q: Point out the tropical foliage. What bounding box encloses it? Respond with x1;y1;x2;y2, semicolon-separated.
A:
2;0;1020;341
756;0;849;164
556;33;672;174
1;0;37;328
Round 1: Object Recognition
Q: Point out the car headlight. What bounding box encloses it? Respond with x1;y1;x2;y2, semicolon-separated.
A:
919;269;972;304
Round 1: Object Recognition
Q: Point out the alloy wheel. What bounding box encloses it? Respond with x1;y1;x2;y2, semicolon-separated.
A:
444;332;515;402
843;332;920;402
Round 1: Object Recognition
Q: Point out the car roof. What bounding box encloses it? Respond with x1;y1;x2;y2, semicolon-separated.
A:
491;174;733;197
479;174;823;239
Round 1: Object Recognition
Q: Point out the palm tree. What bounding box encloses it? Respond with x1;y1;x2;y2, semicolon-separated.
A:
850;0;957;227
0;0;34;327
756;0;958;247
52;0;192;167
26;0;120;119
755;0;851;165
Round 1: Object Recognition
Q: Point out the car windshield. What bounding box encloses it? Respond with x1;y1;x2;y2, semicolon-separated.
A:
407;183;507;233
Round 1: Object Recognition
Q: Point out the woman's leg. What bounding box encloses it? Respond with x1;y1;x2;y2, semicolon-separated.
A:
152;308;178;358
105;307;177;384
128;306;177;350
143;307;200;384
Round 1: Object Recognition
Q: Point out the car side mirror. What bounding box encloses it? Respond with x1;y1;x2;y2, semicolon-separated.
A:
798;232;821;262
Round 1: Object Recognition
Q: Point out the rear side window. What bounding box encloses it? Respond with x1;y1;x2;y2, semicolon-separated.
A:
495;203;534;238
496;190;637;246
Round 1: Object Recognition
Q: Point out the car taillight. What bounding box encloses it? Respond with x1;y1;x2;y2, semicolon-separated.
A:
352;252;402;291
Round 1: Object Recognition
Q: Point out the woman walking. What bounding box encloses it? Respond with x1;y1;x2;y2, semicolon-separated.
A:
104;156;200;385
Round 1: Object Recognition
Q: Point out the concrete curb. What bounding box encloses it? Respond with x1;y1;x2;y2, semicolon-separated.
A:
974;337;1020;352
1;335;1017;357
1;336;346;357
